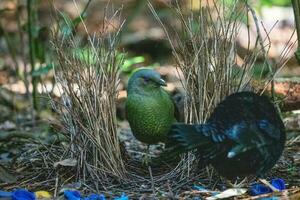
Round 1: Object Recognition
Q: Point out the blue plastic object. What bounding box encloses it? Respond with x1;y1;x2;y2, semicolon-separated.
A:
12;189;36;200
249;184;272;196
1;189;127;200
0;189;35;200
114;193;128;200
0;191;12;197
270;178;285;191
64;190;81;200
249;178;286;196
64;190;118;200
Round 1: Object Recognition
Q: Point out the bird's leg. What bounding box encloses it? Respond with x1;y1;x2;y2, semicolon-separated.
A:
142;145;151;166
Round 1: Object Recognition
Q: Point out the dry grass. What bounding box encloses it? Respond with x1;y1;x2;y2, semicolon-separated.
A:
152;0;268;123
50;4;127;187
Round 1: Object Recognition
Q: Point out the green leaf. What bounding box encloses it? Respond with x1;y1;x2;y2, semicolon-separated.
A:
32;63;54;77
72;13;87;27
121;56;145;72
260;0;291;7
252;63;271;79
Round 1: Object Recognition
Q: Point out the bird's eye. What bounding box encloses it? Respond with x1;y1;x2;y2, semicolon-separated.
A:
143;77;150;83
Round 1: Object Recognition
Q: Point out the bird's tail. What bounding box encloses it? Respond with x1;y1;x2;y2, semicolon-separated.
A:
153;123;217;165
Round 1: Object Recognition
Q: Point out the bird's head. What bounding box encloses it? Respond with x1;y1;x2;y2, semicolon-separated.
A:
127;68;167;93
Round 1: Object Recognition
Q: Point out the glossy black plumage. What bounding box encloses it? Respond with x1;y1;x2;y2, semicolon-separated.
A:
165;92;286;178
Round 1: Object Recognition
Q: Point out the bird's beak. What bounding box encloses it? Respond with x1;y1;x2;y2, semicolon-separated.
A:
158;78;167;86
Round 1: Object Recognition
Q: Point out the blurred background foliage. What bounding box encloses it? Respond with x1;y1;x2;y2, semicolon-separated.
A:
259;0;291;7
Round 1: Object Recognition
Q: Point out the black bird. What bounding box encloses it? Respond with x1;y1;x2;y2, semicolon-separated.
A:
163;91;286;179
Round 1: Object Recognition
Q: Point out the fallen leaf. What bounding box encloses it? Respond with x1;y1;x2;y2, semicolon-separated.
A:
206;188;247;200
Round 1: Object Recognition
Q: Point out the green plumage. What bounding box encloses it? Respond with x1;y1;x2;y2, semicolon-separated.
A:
126;69;175;144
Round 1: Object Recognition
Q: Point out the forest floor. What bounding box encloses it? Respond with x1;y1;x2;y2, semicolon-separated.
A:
0;67;300;199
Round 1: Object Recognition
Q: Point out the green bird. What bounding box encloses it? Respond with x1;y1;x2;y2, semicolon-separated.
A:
125;68;176;163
